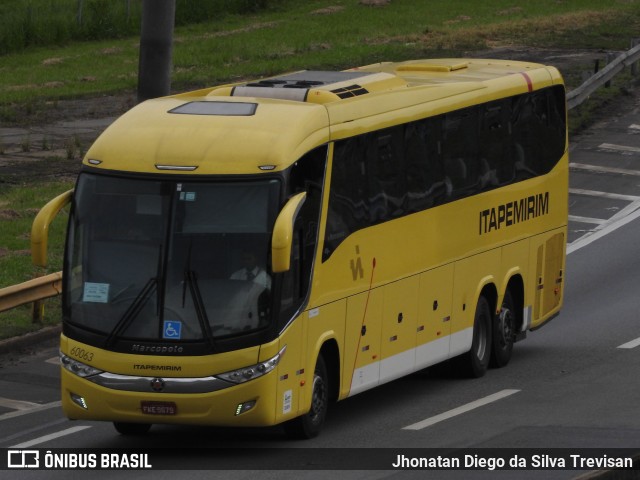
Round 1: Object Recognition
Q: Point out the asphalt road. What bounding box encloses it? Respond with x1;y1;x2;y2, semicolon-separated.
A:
2;94;640;479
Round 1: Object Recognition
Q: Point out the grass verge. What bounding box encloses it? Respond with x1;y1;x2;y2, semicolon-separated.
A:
0;181;73;340
2;0;640;112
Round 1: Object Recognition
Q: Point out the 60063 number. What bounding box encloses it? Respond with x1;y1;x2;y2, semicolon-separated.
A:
70;347;94;362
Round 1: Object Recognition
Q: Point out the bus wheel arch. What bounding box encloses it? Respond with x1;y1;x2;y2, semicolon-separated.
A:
284;339;339;439
319;339;340;403
457;285;495;378
490;275;524;368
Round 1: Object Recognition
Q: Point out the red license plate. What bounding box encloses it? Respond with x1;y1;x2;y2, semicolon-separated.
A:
141;401;177;415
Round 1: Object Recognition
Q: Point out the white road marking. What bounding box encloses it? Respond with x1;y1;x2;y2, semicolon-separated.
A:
570;162;640;176
569;215;605;225
10;426;92;448
598;143;640;154
0;401;61;422
45;356;60;365
629;124;640;130
569;188;640;202
568;199;640;254
402;389;520;430
0;397;40;411
617;337;640;349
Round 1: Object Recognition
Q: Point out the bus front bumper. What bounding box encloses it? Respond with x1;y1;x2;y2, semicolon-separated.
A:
61;368;277;427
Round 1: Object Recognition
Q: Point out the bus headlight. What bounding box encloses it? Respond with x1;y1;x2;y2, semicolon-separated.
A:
216;346;286;384
60;352;103;378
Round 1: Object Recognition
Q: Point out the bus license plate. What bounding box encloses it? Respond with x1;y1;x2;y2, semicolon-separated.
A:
141;401;177;415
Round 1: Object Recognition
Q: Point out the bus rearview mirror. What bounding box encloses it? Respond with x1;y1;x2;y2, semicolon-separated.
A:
31;189;74;268
271;192;306;273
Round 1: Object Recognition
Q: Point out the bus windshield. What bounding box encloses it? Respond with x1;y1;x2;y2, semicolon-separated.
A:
64;173;280;349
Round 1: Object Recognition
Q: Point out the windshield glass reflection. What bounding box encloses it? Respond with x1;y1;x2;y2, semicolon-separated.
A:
64;174;280;344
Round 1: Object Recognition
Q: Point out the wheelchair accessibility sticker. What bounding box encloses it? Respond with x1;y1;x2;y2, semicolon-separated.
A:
163;321;182;340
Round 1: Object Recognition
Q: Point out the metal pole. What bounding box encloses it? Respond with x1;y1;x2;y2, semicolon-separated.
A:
605;53;615;88
137;0;176;103
632;38;640;77
77;0;83;26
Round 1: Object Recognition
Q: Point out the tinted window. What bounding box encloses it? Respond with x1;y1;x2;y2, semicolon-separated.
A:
323;85;566;260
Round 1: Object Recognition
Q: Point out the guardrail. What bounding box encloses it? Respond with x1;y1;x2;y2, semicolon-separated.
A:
1;42;640;319
567;41;640;110
0;272;62;313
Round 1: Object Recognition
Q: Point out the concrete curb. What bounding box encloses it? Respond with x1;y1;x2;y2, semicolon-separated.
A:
0;324;61;354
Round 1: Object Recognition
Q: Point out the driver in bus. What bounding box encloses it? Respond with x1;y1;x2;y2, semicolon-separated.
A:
230;250;271;290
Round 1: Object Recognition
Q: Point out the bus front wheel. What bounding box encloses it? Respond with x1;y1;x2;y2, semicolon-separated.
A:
284;355;328;439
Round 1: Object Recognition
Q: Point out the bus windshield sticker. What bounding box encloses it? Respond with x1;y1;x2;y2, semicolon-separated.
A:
82;282;110;303
163;321;182;340
179;192;196;202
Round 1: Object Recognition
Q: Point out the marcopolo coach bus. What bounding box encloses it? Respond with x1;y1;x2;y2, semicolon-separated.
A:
33;58;567;438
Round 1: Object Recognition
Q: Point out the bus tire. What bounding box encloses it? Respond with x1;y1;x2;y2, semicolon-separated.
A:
113;422;151;435
459;295;492;378
490;289;515;368
284;355;328;439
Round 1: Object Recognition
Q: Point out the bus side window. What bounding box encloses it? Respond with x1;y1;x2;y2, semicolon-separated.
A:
480;99;512;187
405;120;450;211
323;137;368;260
368;127;405;221
441;109;480;198
539;87;567;173
279;146;327;327
511;94;539;179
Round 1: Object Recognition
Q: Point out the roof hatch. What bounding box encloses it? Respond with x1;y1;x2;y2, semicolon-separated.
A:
396;61;469;73
169;101;257;116
212;70;407;104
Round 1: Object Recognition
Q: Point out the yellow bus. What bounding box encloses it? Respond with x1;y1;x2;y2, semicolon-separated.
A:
34;58;567;438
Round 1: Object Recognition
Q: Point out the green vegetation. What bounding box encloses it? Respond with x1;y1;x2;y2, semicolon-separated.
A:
0;181;73;339
1;0;640;339
2;0;640;107
0;0;288;55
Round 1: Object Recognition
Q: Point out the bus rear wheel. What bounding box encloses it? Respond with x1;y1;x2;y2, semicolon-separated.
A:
113;422;151;435
490;290;516;368
284;355;328;439
458;295;492;378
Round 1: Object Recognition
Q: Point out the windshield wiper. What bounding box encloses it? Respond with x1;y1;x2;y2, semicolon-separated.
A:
105;244;163;348
105;277;157;347
184;269;215;348
183;239;216;348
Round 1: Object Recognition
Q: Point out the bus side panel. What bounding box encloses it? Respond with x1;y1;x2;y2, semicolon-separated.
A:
450;249;501;357
416;264;454;369
529;228;566;328
379;276;418;384
344;289;383;397
274;316;304;424
543;232;565;316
